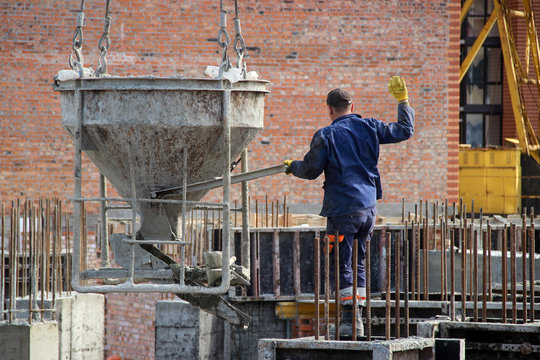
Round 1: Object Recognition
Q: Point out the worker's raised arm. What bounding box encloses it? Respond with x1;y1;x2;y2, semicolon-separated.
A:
375;76;415;144
284;130;328;180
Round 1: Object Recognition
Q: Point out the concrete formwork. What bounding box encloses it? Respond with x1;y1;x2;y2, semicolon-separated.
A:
417;320;540;359
258;337;436;360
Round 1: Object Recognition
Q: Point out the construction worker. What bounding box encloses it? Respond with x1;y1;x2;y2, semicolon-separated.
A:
283;76;414;337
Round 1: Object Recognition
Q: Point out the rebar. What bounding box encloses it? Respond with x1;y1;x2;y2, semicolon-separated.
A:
314;234;320;340
334;230;340;340
522;214;527;323
395;231;400;338
462;214;467;321
482;230;487;322
385;232;391;340
324;235;330;340
502;224;507;323
473;228;478;322
488;221;492;301
403;223;409;337
530;208;535;322
450;228;455;321
511;223;517;323
352;238;358;341
366;238;372;341
411;208;416;300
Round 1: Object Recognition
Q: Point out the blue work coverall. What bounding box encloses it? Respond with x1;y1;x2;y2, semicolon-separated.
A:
289;103;415;292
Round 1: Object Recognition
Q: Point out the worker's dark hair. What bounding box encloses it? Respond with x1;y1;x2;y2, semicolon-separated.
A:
326;88;352;112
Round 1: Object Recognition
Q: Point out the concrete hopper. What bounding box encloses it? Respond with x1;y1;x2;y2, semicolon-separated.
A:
54;77;268;240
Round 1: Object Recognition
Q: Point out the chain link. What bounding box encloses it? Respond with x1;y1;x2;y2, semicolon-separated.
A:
233;0;247;78
96;0;113;77
217;3;232;78
69;5;86;77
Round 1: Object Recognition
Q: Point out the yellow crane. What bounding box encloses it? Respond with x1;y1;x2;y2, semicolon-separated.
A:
460;0;540;165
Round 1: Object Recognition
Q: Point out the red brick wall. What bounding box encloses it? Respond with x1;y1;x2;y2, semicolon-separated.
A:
0;1;460;358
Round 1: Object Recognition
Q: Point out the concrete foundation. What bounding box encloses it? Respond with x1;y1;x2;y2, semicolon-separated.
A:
0;293;104;360
258;337;435;360
417;320;540;359
155;300;225;360
0;322;59;360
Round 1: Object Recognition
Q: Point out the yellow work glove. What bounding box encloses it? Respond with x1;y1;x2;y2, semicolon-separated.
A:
388;76;408;103
283;160;292;175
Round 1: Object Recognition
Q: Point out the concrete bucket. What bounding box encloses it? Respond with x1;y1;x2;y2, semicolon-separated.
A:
54;77;268;240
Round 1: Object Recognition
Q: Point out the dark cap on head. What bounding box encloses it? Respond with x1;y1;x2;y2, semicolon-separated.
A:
326;88;352;107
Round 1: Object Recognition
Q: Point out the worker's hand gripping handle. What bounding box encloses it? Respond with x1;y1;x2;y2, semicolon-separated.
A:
283;160;293;175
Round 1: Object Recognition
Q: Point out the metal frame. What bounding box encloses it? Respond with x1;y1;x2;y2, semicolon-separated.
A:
460;0;540;164
68;79;261;295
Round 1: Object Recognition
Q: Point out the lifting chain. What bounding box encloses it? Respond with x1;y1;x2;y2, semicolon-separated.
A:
233;0;247;78
69;0;86;77
96;0;112;77
217;0;232;78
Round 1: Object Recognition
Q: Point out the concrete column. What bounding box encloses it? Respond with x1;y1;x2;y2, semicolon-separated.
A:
0;322;59;360
155;300;224;360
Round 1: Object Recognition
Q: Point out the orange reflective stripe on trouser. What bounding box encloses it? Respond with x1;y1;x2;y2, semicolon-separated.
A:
324;234;345;252
340;295;367;302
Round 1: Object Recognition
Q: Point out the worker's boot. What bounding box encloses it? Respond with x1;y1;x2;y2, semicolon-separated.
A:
340;304;363;338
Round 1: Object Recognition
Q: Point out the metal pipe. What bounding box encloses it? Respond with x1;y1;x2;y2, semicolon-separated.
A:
241;149;250;279
502;224;507;323
334;230;340;340
314;233;320;340
385;232;391;340
366;238;372;341
100;173;109;267
71;89;83;293
352;237;358;341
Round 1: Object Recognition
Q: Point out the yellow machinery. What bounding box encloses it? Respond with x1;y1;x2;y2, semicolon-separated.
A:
459;147;521;214
460;0;540;165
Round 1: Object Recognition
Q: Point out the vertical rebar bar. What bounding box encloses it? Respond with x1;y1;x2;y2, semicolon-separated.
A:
462;216;467;321
366;238;372;341
265;195;268;228
255;198;258;229
502;224;507;323
487;221;492;301
482;230;487;322
412;208;416;300
385;232;391;340
52;204;57;320
324;236;330;340
440;214;444;301
423;218;428;300
530;208;535;322
395;231;400;339
404;223;409;337
416;219;421;300
473;229;478;322
522;214;527;323
283;195;287;227
450;228;455;321
511;223;517;324
334;230;340;340
314;234;320;340
352;238;358;341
